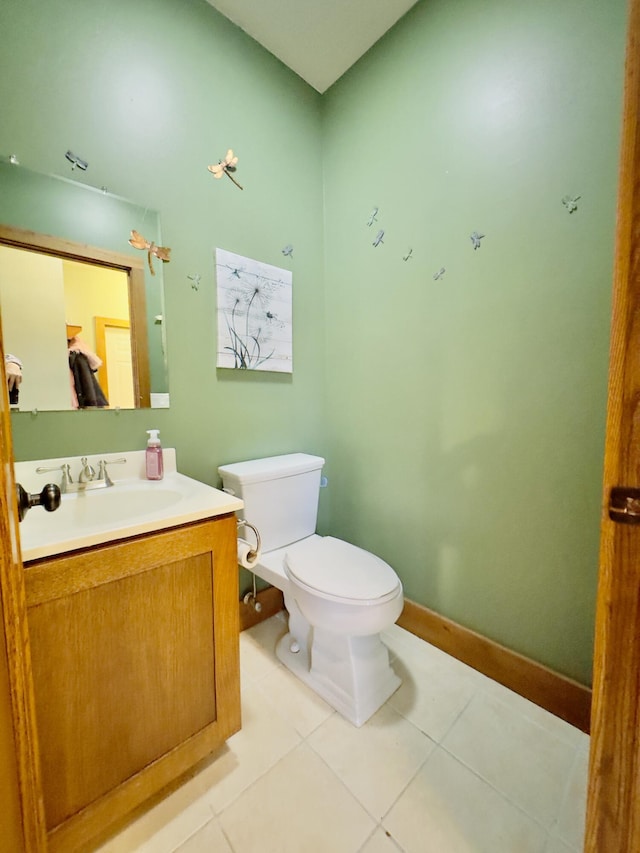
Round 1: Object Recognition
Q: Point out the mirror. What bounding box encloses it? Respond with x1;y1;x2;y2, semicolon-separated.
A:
0;161;169;411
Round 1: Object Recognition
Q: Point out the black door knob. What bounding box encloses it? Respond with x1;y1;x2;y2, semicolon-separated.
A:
15;482;62;522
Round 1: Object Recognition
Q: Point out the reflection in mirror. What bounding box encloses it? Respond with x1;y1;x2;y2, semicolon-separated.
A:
0;233;148;410
0;162;169;411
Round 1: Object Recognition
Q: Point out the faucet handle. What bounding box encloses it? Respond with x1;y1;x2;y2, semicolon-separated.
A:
36;463;66;474
99;457;127;486
36;462;73;487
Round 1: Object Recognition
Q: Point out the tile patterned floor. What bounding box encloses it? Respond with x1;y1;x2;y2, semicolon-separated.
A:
96;613;589;853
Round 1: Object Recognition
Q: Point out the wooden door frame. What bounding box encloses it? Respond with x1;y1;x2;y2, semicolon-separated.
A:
585;0;640;848
0;328;47;850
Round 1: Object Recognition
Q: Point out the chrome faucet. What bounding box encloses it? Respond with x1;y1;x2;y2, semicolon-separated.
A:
37;457;127;493
78;457;96;483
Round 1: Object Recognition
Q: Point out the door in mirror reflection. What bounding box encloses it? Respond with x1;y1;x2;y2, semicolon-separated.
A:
97;317;135;408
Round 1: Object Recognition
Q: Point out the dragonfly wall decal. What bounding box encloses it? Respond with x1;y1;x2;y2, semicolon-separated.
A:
65;150;88;171
470;231;485;250
208;149;243;190
128;230;171;276
561;194;581;213
373;229;385;247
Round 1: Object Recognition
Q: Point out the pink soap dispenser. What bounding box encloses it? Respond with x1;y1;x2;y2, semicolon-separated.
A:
145;429;164;480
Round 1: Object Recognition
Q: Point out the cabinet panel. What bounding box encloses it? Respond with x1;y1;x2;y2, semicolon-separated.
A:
28;551;216;829
24;516;240;852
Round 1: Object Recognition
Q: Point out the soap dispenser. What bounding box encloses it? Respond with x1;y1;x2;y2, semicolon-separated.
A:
145;429;164;480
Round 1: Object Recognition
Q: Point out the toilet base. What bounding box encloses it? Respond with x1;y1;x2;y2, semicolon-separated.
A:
276;628;401;727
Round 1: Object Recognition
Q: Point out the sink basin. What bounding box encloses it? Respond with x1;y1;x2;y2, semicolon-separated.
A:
66;483;183;528
18;466;244;562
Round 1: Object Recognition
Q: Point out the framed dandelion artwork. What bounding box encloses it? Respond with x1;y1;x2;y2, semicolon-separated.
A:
215;248;293;372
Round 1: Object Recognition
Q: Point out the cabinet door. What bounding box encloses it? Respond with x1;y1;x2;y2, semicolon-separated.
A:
24;516;240;852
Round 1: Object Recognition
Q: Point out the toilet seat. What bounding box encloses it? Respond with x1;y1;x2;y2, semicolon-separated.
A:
284;536;401;604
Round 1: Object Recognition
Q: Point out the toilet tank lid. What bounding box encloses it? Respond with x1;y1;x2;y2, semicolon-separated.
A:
218;453;325;485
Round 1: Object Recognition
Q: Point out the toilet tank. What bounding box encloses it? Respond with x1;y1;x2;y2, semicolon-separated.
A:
218;453;325;553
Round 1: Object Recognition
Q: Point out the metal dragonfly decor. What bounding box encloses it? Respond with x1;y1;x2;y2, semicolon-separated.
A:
561;194;581;214
128;230;171;276
208;148;243;190
373;229;385;247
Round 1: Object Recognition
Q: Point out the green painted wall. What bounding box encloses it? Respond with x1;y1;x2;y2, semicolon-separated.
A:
0;0;327;483
321;0;626;684
0;0;628;685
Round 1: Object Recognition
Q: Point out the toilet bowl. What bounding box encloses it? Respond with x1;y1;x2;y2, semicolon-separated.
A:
218;454;404;726
284;535;403;637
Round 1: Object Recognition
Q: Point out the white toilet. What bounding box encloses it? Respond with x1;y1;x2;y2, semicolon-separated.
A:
218;453;403;726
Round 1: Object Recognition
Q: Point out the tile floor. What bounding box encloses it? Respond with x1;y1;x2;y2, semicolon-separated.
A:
96;613;589;853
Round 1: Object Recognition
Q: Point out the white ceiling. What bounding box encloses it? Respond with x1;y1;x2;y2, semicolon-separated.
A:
206;0;419;93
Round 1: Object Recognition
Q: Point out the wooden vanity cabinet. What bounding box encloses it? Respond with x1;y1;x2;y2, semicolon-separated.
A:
23;514;241;853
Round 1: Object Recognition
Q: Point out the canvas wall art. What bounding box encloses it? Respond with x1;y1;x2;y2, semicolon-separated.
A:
215;248;293;372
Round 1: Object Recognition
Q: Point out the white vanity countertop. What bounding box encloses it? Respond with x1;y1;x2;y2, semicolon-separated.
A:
15;449;243;562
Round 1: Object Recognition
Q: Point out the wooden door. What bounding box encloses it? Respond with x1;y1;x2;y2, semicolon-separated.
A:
95;316;135;408
585;0;640;848
0;324;47;850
